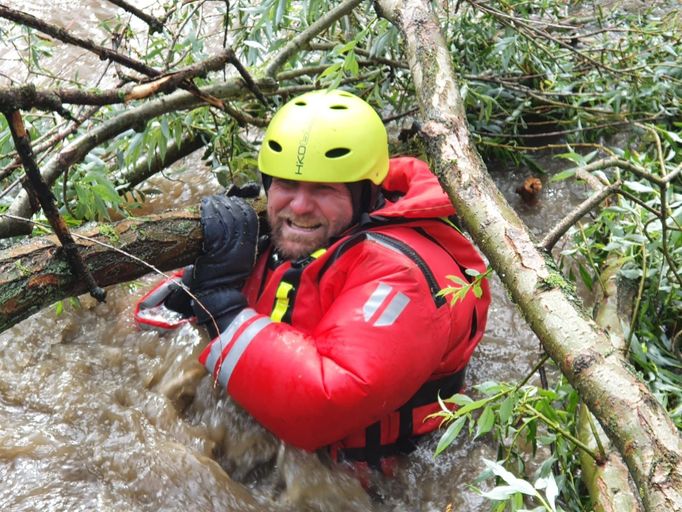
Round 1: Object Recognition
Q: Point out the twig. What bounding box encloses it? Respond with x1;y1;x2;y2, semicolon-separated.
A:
0;106;100;180
226;53;269;107
3;110;106;302
541;180;622;252
0;4;225;108
625;244;648;358
521;403;604;463
106;0;164;33
307;42;409;69
382;107;420;124
263;0;364;78
476;118;658;140
163;0;206;69
466;0;623;75
0;3;159;77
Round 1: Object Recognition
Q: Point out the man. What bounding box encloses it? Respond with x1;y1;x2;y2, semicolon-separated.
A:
135;89;490;469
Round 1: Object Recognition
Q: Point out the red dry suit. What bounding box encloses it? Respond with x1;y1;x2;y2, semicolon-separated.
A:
135;157;490;465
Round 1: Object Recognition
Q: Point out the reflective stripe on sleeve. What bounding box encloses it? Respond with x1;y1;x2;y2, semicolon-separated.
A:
374;292;410;327
216;316;272;389
363;283;393;322
204;308;257;375
362;282;411;327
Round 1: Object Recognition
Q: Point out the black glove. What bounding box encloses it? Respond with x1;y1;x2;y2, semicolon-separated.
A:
225;181;261;199
163;265;194;317
190;195;259;338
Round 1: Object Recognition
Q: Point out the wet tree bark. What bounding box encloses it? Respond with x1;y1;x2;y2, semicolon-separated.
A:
373;1;682;511
579;254;644;512
0;210;202;333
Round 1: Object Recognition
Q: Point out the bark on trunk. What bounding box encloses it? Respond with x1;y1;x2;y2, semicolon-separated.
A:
374;1;682;511
578;253;643;512
0;210;202;333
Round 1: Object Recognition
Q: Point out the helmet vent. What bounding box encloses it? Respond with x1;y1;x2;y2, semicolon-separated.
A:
330;104;348;110
268;140;283;152
294;101;307;106
325;148;350;158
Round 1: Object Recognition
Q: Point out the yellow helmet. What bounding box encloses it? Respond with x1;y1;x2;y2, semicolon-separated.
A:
258;89;389;185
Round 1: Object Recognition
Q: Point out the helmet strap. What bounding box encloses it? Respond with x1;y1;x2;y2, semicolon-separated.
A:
261;173;273;194
346;180;379;226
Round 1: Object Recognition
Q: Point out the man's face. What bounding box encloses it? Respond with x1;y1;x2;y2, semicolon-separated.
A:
267;178;353;259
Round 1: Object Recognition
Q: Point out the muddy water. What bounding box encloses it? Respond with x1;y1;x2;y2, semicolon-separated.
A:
0;153;591;512
1;2;595;510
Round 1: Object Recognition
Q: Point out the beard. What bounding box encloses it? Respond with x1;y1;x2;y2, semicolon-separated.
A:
268;213;335;260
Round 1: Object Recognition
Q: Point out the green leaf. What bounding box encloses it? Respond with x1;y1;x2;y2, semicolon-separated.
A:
499;395;515;424
474;381;503;395
623;180;655;194
550;168;577;182
475;406;495;438
434;416;467;456
444;393;474;406
482;459;536;496
480;486;519;501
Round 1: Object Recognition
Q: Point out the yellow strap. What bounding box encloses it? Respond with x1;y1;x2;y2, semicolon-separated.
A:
269;248;327;322
271;281;294;322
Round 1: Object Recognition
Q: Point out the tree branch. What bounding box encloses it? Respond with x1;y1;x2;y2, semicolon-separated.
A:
0;49;242;113
263;0;364;78
541;179;622;252
0;4;227;109
0;75;269;239
106;0;164;33
0;3;159;77
4;110;105;302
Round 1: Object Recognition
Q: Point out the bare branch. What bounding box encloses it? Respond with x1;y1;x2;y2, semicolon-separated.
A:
3;110;105;302
106;0;164;33
0;3;159;77
541;179;622;252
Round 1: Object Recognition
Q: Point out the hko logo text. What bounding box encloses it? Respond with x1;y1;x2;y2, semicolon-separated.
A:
295;131;310;175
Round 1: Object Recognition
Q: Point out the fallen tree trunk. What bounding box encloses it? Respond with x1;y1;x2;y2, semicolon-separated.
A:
0;210;202;333
373;1;682;511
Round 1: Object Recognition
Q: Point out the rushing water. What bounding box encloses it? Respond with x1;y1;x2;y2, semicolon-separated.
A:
0;153;591;512
0;2;596;510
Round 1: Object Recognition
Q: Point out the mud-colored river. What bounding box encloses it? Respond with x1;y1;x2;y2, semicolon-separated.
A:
0;2;594;510
0;155;590;512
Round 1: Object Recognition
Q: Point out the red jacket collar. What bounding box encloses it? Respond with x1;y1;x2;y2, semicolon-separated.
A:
373;157;456;219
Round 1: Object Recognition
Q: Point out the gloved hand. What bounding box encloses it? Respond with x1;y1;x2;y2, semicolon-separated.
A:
190;195;259;338
162;265;194;317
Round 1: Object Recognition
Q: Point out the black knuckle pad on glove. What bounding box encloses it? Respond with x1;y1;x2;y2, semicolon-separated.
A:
192;195;258;291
